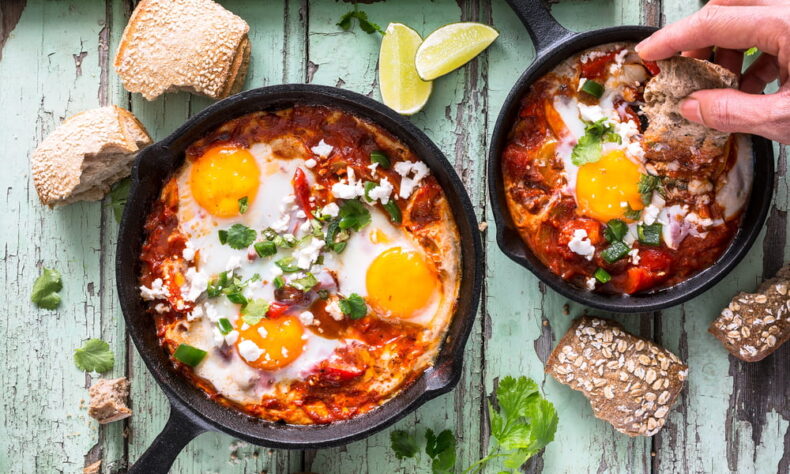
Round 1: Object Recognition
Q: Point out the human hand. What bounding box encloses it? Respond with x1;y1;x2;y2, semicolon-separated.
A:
636;0;790;144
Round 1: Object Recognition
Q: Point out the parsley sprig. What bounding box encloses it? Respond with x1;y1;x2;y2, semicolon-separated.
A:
390;376;558;473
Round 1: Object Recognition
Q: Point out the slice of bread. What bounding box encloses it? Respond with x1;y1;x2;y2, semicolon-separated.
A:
642;57;738;175
31;106;152;207
114;0;251;101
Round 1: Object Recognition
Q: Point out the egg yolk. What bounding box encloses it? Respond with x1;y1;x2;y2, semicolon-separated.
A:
189;146;260;217
235;316;305;370
576;149;644;222
366;247;439;319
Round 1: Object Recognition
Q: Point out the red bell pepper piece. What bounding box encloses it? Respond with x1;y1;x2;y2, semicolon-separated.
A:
292;168;314;215
266;301;291;319
643;60;660;76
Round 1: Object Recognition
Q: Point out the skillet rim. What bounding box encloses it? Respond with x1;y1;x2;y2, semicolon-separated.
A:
116;84;484;448
487;26;775;313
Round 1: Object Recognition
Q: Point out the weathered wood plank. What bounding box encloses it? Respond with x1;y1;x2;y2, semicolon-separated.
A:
483;1;649;472
0;1;113;472
302;1;488;472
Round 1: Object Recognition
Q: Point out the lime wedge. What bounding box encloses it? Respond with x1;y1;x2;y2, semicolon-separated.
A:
415;22;499;81
379;23;433;116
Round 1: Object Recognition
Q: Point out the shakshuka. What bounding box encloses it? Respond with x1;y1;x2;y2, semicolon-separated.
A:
138;106;461;424
502;43;753;294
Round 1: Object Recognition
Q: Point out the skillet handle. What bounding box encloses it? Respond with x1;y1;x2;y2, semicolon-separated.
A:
127;402;207;474
505;0;574;53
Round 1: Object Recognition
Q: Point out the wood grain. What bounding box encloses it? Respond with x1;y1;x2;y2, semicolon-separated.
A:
0;1;786;473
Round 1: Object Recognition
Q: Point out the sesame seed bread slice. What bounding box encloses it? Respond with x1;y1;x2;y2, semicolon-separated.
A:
31;106;152;207
114;0;250;101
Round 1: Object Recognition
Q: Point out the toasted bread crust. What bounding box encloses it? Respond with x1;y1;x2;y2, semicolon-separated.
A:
114;0;250;101
30;106;151;207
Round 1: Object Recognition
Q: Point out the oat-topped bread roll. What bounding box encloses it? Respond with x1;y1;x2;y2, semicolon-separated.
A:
709;264;790;362
546;316;688;437
31;106;151;207
114;0;251;101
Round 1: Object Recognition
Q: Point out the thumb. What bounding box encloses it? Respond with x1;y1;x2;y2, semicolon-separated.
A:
679;88;790;143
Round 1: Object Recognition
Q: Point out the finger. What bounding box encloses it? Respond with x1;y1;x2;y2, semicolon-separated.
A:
679;88;790;143
707;0;786;6
682;47;713;60
636;5;787;60
715;48;744;76
740;53;781;94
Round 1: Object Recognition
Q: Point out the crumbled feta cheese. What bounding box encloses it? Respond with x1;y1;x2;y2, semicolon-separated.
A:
283;194;296;205
296;210;307;219
140;278;169;301
326;300;344;321
299;311;315;326
568;229;595;260
331;167;365;199
394;161;430;199
614;119;639;143
182;241;196;262
577;103;608;123
626;141;645;160
628;249;640;265
225;255;242;272
577;77;588;91
581;50;607;63
271;213;291;233
311;139;333;157
688;179;713;195
641;204;661;225
321;202;340;218
257;326;268;339
204;303;222;322
367;177;394;204
238;340;264;362
181;267;209;302
368;162;379;175
154;303;169;314
188;304;204;321
224;330;239;345
585;277;597;290
294;237;325;270
305;158;317;168
299;219;313;235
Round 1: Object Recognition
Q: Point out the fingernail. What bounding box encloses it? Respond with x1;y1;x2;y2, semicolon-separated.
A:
635;41;644;53
679;98;703;124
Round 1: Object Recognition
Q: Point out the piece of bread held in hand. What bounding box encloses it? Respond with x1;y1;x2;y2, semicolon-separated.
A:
642;56;738;179
546;316;687;437
31;106;151;207
115;0;251;101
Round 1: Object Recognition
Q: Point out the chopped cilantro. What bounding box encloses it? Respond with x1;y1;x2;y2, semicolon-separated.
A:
218;224;256;249
31;267;63;309
275;256;301;273
390;430;419;459
604;219;627;242
623;203;642;221
363;181;377;202
425;429;456;473
571;118;619;166
383;200;402;223
273;275;285;289
241;299;269;326
339;293;367;320
338;199;372;231
73;338;114;373
337;8;384;35
638;174;662;205
370;150;391;169
317;289;330;300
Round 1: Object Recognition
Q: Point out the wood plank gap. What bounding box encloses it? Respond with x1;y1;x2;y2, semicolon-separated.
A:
641;0;663;27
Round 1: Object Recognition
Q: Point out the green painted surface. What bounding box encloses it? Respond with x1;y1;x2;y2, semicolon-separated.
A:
0;1;786;473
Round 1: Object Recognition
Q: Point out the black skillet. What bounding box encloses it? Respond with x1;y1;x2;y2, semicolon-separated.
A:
116;85;483;472
488;0;774;313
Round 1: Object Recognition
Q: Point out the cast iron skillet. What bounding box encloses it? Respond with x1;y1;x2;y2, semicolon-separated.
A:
116;85;483;472
488;0;774;312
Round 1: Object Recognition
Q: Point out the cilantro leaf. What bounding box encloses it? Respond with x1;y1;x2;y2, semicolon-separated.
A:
638;174;662;205
219;224;257;249
497;375;539;418
338;199;372;231
31;267;63;309
74;339;114;373
241;299;269;326
623;203;642;221
571;118;618;166
604;219;627;242
390;430;419;459
338;293;367;319
425;429;456;474
337;8;384;35
109;178;131;223
238;196;249;214
291;273;318;292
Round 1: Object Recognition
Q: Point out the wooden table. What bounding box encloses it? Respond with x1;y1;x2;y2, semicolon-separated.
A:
1;1;787;472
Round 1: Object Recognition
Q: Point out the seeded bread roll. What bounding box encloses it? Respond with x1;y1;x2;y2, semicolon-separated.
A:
546;316;688;437
87;377;132;424
709;264;790;362
114;0;250;101
642;56;738;179
31;106;151;207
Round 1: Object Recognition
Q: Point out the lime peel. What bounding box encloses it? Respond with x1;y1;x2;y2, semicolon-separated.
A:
378;23;433;116
415;22;499;81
